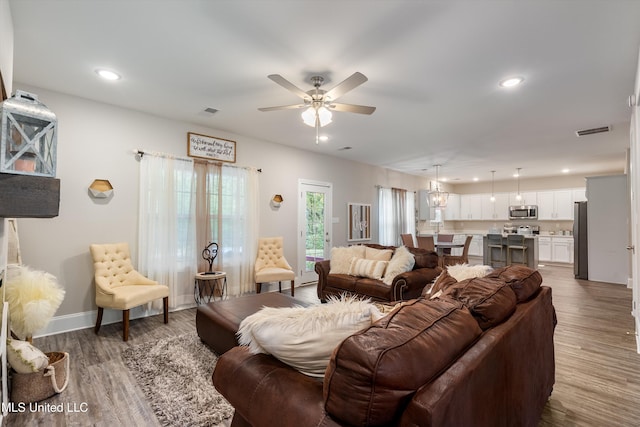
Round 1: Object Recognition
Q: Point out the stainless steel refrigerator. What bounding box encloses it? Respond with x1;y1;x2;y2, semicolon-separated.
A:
574;201;588;279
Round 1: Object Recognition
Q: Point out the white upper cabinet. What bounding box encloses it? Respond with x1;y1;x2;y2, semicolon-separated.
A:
481;193;509;220
537;189;573;220
508;191;537;206
444;193;460;221
572;187;587;202
460;194;483;220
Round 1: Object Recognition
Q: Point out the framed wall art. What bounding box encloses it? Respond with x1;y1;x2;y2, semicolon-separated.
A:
187;132;236;163
348;203;371;241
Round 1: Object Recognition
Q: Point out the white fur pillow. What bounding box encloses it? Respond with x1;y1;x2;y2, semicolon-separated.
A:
237;296;382;377
447;264;493;281
329;246;367;274
349;258;388;280
7;338;49;373
364;247;393;261
383;245;415;285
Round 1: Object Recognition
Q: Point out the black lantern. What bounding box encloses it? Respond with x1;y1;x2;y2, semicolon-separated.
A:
0;91;57;177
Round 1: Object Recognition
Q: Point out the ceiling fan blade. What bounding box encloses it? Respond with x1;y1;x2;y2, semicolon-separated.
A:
329;103;376;115
258;104;306;112
324;72;368;101
267;74;310;100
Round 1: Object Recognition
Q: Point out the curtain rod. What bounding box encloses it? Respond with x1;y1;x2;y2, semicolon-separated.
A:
133;149;262;172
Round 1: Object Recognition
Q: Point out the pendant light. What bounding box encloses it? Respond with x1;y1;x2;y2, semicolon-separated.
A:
515;168;522;202
428;164;449;208
490;171;496;202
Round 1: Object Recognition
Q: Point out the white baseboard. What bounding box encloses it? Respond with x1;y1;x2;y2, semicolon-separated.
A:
33;302;196;339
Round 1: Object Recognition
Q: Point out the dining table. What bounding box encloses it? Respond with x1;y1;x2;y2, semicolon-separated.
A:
433;242;465;257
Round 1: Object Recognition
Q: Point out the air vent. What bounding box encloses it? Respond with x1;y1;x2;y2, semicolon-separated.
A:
338;146;352;151
575;125;610;137
203;107;218;114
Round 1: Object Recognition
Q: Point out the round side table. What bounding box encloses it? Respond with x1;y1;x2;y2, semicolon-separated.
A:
194;271;227;304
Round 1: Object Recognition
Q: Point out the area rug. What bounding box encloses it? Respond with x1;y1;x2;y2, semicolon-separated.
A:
122;333;234;426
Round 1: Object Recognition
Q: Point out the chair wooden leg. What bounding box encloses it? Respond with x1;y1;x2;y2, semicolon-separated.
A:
95;307;104;334
123;309;130;342
256;283;262;293
278;281;282;293
290;280;295;297
163;297;169;324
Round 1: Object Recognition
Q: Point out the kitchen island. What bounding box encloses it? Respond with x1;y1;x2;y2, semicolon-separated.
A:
482;234;539;269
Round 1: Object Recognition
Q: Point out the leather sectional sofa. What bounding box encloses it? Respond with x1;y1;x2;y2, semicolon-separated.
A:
315;243;441;303
213;265;556;427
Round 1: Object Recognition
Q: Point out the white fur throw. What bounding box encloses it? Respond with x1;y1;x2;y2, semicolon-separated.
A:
237;295;382;377
446;264;493;281
383;245;415;285
6;265;65;339
329;246;367;274
349;258;388;280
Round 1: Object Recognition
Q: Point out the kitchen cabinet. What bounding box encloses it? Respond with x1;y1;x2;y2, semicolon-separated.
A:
508;191;537;206
417;190;432;220
459;194;483;220
481;193;509;220
537;190;573;220
444;193;460;221
572;188;587;202
552;236;574;263
538;237;552;262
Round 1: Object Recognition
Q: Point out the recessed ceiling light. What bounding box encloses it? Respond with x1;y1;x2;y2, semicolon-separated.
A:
499;76;524;88
95;69;121;81
562;168;570;174
473;177;479;182
319;135;329;142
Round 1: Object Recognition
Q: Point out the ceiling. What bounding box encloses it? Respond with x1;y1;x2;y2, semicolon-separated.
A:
8;0;640;184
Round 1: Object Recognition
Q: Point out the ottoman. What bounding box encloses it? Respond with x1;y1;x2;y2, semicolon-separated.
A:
196;292;308;355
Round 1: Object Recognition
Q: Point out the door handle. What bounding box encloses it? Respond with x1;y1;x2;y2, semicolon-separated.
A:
627;245;635;254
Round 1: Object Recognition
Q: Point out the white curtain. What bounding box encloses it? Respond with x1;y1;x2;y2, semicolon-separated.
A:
378;187;415;246
138;154;197;309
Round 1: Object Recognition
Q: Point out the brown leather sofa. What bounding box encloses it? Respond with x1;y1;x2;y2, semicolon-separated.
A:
315;244;441;303
213;265;556;427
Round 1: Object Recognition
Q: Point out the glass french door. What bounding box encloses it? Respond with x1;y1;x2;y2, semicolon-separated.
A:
298;180;332;284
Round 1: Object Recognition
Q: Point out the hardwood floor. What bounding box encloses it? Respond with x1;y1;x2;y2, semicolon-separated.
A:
5;266;640;426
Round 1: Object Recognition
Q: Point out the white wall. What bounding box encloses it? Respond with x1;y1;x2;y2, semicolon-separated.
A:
13;84;426;319
0;0;13;96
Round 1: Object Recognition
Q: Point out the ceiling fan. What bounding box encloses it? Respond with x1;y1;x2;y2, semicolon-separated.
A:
258;72;376;143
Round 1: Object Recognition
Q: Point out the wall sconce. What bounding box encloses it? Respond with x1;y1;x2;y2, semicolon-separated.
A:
271;194;283;208
89;179;114;198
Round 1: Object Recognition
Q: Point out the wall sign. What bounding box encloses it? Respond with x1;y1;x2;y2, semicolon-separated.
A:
187;132;236;163
348;203;371;241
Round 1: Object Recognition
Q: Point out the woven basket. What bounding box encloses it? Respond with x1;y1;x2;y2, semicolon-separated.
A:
11;351;69;403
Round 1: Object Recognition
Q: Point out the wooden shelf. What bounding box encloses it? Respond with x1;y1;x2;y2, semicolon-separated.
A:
0;173;60;218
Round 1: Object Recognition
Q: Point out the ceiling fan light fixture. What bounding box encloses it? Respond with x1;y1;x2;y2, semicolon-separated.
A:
317;106;332;127
301;107;316;127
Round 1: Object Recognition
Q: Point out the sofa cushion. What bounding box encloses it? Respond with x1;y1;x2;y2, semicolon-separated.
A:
427;270;458;296
382;245;415;285
329;246;367;274
440;277;517;330
323;298;482;427
364;246;393;261
407;246;439;269
485;264;542;302
349;258;388;280
237;295;382;378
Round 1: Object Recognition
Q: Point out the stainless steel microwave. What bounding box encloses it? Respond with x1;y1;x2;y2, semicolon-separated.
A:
509;205;538;220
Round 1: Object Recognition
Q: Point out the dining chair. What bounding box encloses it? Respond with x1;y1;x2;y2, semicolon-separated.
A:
443;235;473;266
90;242;169;341
437;234;454;255
416;235;435;251
401;233;415;247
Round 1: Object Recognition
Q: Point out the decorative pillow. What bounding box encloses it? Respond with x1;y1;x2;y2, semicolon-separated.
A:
364;246;393;262
237;295;381;377
7;339;49;373
349;258;388;280
383;246;415;285
407;246;439;269
329;246;367;274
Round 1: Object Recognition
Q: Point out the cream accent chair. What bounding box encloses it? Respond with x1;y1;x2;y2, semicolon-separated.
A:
254;237;295;296
90;243;169;341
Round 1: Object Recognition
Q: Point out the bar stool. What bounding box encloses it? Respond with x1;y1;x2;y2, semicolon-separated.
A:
506;234;528;265
487;234;506;268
